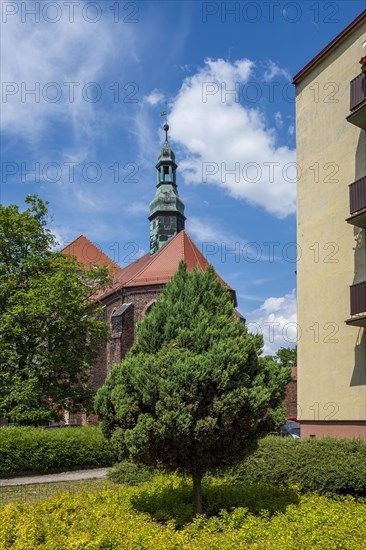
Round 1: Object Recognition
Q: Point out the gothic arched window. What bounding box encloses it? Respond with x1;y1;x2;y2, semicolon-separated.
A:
144;301;156;317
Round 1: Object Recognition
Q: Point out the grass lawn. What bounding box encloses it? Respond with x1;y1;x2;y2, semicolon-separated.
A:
0;477;110;506
1;474;366;549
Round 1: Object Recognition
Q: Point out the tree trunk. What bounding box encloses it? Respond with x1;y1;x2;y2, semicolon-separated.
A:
192;472;203;516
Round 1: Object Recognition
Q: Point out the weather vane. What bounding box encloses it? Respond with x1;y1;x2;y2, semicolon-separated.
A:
160;101;168;123
160;101;169;140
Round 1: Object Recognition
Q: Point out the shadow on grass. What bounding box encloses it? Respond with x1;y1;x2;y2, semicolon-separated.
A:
131;477;300;528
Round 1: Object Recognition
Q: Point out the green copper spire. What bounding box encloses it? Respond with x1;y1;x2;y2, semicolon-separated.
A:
149;122;186;255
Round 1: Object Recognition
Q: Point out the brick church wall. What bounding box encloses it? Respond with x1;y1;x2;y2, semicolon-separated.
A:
123;286;163;323
74;285;164;425
120;305;135;359
102;284;164;370
283;367;297;419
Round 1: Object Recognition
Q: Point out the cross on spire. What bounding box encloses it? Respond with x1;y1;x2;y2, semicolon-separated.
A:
160;101;168;123
160;102;169;141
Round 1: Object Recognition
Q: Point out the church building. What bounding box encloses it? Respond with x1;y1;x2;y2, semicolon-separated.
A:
62;123;239;419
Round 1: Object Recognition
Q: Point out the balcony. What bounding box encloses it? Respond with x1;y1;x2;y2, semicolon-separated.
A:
346;73;366;129
347;177;366;228
346;281;366;327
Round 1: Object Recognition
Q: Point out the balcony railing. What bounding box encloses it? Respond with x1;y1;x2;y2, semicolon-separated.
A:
347;177;366;229
349;177;366;215
347;73;366;129
350;73;366;111
350;281;366;316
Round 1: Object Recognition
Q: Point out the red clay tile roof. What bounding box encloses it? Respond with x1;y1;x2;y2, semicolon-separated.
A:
123;230;211;287
89;231;234;301
61;235;122;272
62;232;235;304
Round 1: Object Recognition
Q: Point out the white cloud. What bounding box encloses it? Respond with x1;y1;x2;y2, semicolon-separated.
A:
179;64;193;73
132;109;158;166
274;111;283;128
187;218;282;264
1;11;136;143
125;201;149;216
144;90;165;106
237;293;264;302
288;125;295;136
263;60;291;82
187;217;243;244
247;289;297;355
50;228;65;250
169;58;296;218
187;217;255;266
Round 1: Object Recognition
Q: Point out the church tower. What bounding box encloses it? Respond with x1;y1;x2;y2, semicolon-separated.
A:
149;122;186;255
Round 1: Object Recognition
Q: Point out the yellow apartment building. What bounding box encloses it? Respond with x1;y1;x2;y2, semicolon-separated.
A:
293;11;366;438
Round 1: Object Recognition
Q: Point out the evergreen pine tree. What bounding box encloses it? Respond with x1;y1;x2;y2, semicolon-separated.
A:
95;261;290;514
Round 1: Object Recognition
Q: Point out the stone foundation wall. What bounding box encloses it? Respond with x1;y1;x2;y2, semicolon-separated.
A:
301;421;366;439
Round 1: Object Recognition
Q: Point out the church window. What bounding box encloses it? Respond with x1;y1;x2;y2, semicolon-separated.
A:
145;302;156;317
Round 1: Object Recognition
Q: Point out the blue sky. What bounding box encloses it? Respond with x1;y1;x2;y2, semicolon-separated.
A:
1;0;364;353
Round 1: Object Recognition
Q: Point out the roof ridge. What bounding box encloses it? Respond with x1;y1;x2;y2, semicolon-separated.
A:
94;229;235;299
115;251;150;282
185;232;205;270
182;230;187;262
60;234;85;251
121;232;184;286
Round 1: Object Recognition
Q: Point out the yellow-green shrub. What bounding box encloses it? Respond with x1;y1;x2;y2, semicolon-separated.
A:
1;474;365;549
130;475;299;528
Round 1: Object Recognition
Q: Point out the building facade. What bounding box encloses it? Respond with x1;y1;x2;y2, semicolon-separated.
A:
294;11;366;438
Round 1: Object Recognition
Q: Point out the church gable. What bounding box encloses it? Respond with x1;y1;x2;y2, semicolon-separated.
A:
61;235;121;272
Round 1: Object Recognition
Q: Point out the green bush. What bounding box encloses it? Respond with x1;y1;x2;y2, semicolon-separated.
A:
0;426;115;474
108;460;159;486
229;436;366;496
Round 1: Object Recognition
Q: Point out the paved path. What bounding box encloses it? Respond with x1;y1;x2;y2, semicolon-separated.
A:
0;468;111;487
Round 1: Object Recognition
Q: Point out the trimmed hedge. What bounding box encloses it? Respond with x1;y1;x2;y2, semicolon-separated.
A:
0;426;115;474
229;435;366;496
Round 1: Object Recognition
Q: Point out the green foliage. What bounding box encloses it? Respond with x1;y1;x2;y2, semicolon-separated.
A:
95;262;291;489
229;435;366;496
275;346;297;368
108;461;159;486
0;426;115;474
0;195;111;424
1;474;365;549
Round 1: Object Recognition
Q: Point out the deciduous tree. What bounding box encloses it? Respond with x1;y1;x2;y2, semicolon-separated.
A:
275;346;297;369
0;195;111;425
